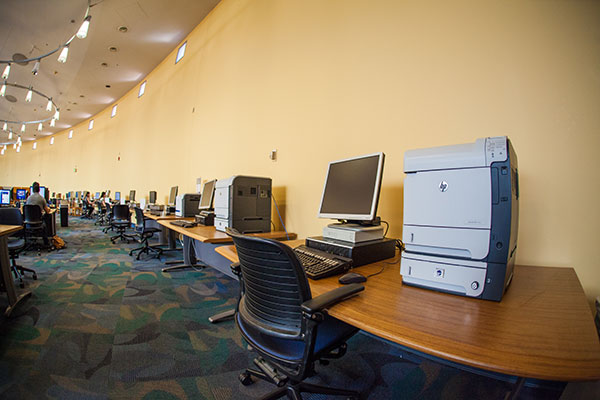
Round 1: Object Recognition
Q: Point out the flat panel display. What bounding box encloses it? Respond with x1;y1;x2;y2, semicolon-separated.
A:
199;180;216;210
318;152;385;221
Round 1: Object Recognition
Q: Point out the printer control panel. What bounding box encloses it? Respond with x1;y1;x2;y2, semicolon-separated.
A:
485;136;508;165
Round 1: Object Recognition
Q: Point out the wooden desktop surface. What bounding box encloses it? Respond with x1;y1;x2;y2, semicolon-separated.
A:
157;219;296;244
144;212;184;221
215;240;600;382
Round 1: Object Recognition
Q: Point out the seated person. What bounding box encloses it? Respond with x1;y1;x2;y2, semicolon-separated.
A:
25;181;51;245
83;192;94;218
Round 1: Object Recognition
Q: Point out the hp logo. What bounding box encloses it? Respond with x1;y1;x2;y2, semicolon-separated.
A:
439;181;448;192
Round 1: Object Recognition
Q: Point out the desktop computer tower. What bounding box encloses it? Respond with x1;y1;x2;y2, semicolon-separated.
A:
214;176;272;233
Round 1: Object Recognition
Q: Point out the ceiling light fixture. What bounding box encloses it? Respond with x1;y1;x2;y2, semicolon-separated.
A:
54;109;60;120
8;130;13;140
33;142;37;150
57;45;69;63
21;124;25;133
25;87;33;102
2;122;6;131
1;64;10;80
0;82;5;96
38;122;43;131
50;137;55;145
46;98;53;112
32;60;40;75
68;129;73;139
50;118;56;127
77;15;92;39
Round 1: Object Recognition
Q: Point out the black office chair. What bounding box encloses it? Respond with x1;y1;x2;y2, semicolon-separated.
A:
0;208;38;288
110;204;135;243
102;203;114;233
94;201;106;225
22;204;49;252
226;228;364;400
129;207;163;260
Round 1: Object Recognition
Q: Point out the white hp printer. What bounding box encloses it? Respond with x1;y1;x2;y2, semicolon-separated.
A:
400;136;519;301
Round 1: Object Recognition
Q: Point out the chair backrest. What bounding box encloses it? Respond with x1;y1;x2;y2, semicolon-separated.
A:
134;207;146;229
0;207;24;226
23;204;43;223
227;228;312;340
113;204;130;221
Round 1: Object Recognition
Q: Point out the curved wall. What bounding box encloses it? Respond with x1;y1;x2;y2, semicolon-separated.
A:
2;0;600;305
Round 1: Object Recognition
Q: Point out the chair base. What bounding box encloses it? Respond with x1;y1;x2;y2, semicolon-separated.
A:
110;232;135;243
161;262;204;273
129;243;163;260
241;363;359;400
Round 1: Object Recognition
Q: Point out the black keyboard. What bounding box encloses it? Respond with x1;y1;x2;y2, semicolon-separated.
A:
170;220;197;228
293;245;352;280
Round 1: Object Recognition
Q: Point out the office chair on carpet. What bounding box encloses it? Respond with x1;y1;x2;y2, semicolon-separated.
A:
22;204;49;253
0;207;38;287
129;207;163;260
110;204;135;244
226;228;364;400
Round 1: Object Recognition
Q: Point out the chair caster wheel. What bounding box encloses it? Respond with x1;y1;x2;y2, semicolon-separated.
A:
19;282;25;289
319;359;330;365
33;274;38;280
239;372;253;386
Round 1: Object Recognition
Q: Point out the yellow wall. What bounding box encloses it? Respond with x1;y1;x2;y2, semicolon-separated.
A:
2;0;600;305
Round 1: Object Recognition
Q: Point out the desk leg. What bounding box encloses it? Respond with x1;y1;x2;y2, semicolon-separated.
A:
1;236;31;317
505;377;526;400
162;235;204;273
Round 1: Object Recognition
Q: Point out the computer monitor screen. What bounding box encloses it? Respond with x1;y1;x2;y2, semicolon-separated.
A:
168;186;178;205
16;189;27;200
149;191;157;204
0;189;10;205
95;192;100;199
115;192;121;201
199;180;216;210
129;190;136;201
318;152;385;222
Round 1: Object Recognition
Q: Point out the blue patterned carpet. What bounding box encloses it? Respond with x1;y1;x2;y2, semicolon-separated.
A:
0;217;566;399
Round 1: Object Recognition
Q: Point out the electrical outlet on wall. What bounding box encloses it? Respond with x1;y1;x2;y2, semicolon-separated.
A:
269;149;277;161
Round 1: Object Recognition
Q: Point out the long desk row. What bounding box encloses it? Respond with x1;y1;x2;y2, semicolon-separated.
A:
149;218;600;387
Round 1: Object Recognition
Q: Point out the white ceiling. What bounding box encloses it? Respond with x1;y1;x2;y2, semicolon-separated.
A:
0;0;220;145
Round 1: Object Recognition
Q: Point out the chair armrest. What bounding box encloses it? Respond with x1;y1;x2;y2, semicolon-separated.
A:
301;284;364;315
230;262;241;277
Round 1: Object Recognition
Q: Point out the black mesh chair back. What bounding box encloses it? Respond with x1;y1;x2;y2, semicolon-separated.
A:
23;204;43;226
134;207;146;230
112;204;130;222
0;207;24;227
228;229;312;339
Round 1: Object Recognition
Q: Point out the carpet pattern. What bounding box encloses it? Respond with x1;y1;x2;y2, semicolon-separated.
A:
0;217;565;399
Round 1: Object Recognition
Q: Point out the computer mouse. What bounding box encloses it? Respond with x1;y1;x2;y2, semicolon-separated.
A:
338;272;367;284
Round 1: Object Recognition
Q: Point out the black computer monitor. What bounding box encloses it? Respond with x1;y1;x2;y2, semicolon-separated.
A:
318;152;385;223
16;189;27;201
115;192;121;201
129;190;136;202
0;189;10;205
168;186;178;206
198;180;216;210
149;191;157;204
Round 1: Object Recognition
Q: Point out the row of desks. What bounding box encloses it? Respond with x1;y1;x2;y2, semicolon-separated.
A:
149;214;600;384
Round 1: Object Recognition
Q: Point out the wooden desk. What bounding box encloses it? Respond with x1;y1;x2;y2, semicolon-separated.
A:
158;219;296;244
215;242;600;382
0;225;31;317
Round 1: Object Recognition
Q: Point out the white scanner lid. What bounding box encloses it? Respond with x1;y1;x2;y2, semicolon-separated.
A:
404;136;508;172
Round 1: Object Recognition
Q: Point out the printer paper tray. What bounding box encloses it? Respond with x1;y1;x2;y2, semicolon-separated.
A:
402;225;490;260
400;253;487;298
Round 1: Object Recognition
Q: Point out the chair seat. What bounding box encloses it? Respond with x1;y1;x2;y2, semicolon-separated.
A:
237;312;357;363
8;238;25;251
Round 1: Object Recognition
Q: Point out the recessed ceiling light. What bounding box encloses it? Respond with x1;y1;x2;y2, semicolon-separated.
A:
5;95;17;103
109;46;118;52
80;94;85;98
105;85;111;88
12;53;28;66
118;26;128;33
101;62;108;67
